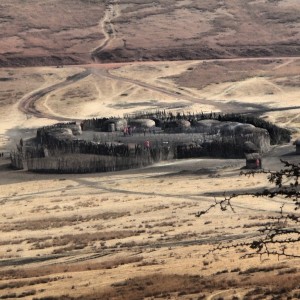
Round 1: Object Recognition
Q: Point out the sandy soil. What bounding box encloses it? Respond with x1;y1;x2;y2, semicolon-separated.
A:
4;58;299;136
0;67;84;149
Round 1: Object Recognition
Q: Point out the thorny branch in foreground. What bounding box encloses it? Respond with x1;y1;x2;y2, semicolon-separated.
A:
197;160;300;259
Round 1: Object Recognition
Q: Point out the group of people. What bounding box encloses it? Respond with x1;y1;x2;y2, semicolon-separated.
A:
123;126;134;136
0;152;5;158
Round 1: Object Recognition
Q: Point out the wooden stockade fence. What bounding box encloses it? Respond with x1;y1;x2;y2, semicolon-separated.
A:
11;130;268;172
26;150;163;173
16;122;172;173
176;138;250;159
124;110;291;145
10;150;24;170
10;111;291;173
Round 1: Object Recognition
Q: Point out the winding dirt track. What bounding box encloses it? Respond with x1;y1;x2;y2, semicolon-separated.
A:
18;70;91;121
92;67;300;114
17;56;300;121
91;0;120;61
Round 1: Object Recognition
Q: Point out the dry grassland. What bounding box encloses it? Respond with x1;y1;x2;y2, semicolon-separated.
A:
0;160;300;299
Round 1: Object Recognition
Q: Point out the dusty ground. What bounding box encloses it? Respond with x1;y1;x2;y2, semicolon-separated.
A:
1;0;300;66
1;57;299;138
0;57;299;299
0;151;300;299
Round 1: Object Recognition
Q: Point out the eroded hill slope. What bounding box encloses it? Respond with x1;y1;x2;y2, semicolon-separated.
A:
0;0;300;66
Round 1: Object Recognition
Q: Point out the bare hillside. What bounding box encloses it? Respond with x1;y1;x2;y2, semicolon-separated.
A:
0;0;300;66
0;0;106;66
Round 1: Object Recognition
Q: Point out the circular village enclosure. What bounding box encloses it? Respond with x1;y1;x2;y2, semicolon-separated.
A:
10;111;292;173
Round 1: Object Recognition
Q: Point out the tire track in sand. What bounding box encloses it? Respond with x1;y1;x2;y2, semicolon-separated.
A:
91;67;300;114
18;70;91;121
17;57;300;121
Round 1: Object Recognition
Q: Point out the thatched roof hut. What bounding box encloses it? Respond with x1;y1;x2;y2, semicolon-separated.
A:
234;124;257;135
294;138;300;154
45;123;82;137
129;119;155;128
194;119;221;127
164;120;191;131
104;118;127;131
49;128;74;141
244;141;259;154
218;122;270;153
245;153;262;169
176;120;191;129
68;124;82;136
220;122;246;135
193;119;221;133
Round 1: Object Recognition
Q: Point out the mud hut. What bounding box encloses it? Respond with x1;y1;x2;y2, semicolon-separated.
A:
294;139;300;154
104;118;127;132
129;119;155;129
164;120;191;132
68;123;82;136
244;141;259;154
48;128;75;141
49;123;82;135
219;122;270;153
176;120;191;129
245;153;262;169
193;119;221;134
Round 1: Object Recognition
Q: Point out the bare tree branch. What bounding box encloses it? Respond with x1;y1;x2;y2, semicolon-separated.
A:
198;160;300;258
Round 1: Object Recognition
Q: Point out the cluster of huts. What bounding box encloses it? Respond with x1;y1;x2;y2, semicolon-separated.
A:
9;112;296;173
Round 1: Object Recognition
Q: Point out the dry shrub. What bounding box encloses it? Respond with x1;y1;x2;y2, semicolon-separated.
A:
90;274;208;300
239;265;286;275
278;268;297;275
100;256;143;270
33;297;71;300
86;272;300;300
0;277;63;290
0;289;36;299
31;230;142;251
136;259;161;267
153;221;176;227
1;212;130;232
0;256;143;280
10;270;300;300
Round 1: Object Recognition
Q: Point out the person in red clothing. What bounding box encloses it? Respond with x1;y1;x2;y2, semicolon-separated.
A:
256;158;260;169
144;140;150;150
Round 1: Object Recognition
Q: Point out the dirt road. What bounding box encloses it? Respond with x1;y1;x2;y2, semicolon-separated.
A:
92;0;120;61
18;70;91;121
16;56;300;121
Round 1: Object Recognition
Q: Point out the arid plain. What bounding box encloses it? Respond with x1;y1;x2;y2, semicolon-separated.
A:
1;0;300;299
